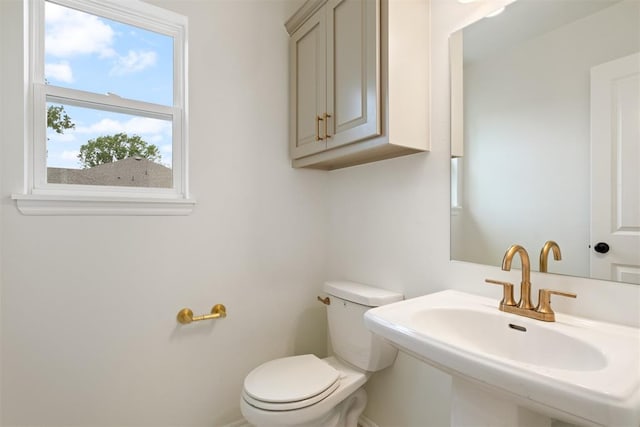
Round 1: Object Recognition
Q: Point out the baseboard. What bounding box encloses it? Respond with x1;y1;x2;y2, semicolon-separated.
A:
359;414;381;427
221;420;251;427
225;415;378;427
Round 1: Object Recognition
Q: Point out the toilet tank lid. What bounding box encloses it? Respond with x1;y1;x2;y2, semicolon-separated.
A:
323;281;403;307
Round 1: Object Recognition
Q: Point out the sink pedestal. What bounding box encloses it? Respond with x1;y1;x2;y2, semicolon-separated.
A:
451;378;552;427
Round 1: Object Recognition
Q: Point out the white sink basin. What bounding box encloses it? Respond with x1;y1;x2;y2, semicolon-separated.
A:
411;307;607;371
364;290;640;426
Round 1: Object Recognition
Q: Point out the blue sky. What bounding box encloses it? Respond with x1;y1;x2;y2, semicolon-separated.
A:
45;1;173;169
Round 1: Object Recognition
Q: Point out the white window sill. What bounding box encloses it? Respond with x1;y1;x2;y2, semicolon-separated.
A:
12;193;196;216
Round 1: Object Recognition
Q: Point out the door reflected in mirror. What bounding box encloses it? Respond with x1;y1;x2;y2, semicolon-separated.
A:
450;0;640;284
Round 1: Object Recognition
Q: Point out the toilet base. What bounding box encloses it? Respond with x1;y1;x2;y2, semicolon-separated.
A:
242;387;367;427
312;387;367;427
336;388;368;427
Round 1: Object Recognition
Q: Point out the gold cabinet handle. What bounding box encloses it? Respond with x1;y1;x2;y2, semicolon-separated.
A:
317;296;330;305
316;116;325;141
177;304;226;324
324;113;332;138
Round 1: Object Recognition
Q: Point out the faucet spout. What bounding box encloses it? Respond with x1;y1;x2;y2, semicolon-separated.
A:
539;240;562;272
501;244;534;310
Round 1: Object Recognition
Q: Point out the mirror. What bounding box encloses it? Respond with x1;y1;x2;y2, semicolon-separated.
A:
450;0;640;284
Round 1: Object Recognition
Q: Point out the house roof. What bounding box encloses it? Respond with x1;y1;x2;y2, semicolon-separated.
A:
48;157;172;188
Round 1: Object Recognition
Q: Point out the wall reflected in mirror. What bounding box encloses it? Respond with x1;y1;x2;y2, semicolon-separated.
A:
450;0;640;284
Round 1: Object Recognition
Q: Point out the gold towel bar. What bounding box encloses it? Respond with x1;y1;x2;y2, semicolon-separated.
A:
177;304;226;324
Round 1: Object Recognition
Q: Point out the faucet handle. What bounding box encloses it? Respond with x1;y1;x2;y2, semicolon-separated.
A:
536;289;577;319
485;279;517;307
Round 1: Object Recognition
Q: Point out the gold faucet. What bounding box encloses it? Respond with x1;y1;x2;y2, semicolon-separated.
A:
539;240;561;272
502;244;534;310
486;244;576;322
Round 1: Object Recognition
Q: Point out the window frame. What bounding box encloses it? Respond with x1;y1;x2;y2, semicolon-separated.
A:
15;0;194;215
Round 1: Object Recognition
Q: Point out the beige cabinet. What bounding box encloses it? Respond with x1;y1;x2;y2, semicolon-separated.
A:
286;0;430;170
289;8;327;159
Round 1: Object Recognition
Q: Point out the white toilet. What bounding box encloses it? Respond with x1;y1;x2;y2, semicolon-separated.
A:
240;281;403;427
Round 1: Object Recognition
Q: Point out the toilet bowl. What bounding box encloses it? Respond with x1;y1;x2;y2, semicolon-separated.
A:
241;356;368;427
240;281;403;427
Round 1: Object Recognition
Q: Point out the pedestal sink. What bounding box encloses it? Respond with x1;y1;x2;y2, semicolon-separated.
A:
364;290;640;426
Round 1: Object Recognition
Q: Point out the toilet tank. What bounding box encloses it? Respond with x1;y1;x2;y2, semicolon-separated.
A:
323;281;403;372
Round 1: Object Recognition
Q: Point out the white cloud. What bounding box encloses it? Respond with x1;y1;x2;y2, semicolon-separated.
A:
60;150;80;161
75;118;122;134
76;117;171;136
148;135;164;143
45;2;115;58
160;144;172;154
47;132;76;143
45;61;73;83
110;50;157;76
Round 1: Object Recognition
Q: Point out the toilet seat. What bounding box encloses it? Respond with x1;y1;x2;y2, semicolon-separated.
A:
243;354;341;411
243;380;340;411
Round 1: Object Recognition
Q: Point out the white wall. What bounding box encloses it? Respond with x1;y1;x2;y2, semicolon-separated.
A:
453;0;640;277
0;1;328;425
0;0;5;422
2;0;640;426
326;1;640;425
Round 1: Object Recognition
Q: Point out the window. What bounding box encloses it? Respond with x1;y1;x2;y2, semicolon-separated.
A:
15;0;194;215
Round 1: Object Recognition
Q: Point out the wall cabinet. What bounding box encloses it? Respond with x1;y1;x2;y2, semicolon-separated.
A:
286;0;430;170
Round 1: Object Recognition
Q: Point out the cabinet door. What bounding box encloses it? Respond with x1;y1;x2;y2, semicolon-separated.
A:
325;0;380;149
289;10;327;159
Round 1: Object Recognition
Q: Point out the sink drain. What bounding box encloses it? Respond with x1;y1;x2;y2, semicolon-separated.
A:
508;323;527;332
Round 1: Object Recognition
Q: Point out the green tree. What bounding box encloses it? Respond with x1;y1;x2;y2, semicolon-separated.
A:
47;105;75;134
77;133;161;168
